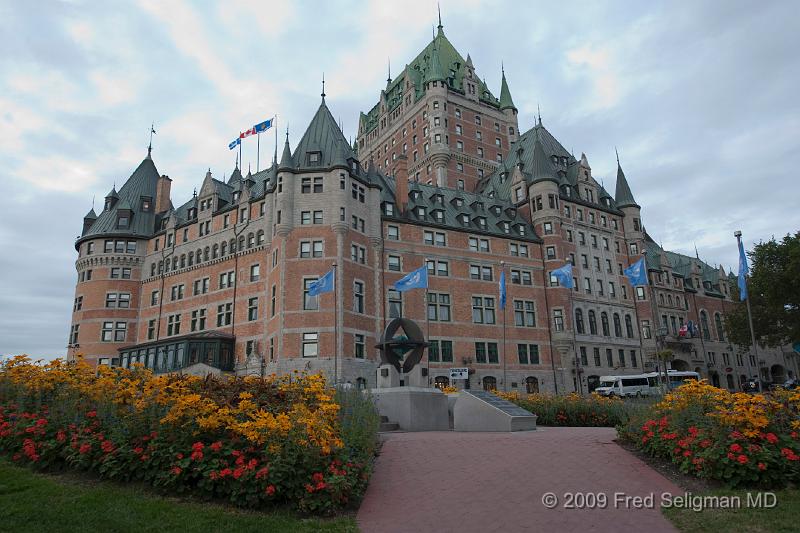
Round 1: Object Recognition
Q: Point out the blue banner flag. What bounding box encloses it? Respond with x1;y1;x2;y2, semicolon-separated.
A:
549;263;574;289
394;265;428;292
254;117;274;133
499;270;507;309
738;239;749;300
308;269;335;297
228;137;241;150
624;257;648;287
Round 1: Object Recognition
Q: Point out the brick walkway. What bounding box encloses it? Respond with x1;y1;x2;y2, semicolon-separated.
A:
357;427;680;533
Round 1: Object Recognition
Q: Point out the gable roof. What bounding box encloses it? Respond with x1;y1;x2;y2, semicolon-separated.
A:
290;97;354;170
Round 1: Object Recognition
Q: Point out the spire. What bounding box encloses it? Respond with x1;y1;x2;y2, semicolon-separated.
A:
530;129;559;185
321;73;326;101
437;2;443;31
537;103;542;125
499;64;516;111
614;150;639;208
147;122;156;159
278;129;293;170
423;38;445;84
387;58;392;85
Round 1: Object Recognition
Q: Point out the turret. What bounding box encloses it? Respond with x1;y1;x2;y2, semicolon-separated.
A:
104;186;119;211
614;152;644;246
82;208;97;235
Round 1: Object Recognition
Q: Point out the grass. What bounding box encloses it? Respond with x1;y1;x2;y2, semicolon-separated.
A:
0;461;358;533
663;489;800;533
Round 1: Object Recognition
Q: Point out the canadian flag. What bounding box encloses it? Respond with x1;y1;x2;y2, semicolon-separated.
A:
240;127;256;139
678;324;688;337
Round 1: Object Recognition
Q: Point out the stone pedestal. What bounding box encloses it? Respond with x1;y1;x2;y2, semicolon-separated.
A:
404;364;429;388
376;364;400;388
454;390;537;432
370;387;449;432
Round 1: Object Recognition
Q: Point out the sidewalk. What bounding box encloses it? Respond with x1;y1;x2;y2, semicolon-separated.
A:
357;427;680;533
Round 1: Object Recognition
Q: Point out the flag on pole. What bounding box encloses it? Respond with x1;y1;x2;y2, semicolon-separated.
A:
624;257;648;287
228;138;241;150
240;127;256;139
499;270;507;310
254;117;274;133
550;263;574;289
678;324;688;337
394;265;428;292
308;269;335;297
738;238;749;300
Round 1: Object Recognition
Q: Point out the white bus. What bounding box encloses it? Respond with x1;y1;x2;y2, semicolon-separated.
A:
595;370;700;397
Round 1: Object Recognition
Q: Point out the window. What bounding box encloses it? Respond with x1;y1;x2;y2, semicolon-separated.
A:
388;255;401;271
472;296;496;324
613;313;622;337
546;246;556;260
714;313;725;341
469;237;490;252
353;281;365;313
636;287;646;300
219;271;235;289
469;265;493;281
700;311;710;340
302;333;319;357
167;314;181;336
355;334;365;358
618;349;626;367
427;293;451;321
588;310;598;335
388;289;402;318
575;309;585;334
553;309;564;331
110;267;131;279
583;278;592;294
630;350;637;368
475;341;498;363
601;312;610;336
514;301;536;327
250;264;260;282
271;285;277;316
426;259;449;277
101;321;127;342
424;231;447;246
146;319;156;340
351;244;366;264
509;243;529;257
300;240;324;258
216;303;232;326
191;309;206;331
301;211;311;225
517;344;540;364
170;284;185;301
304;279;319;310
387;225;399;240
579;347;588;366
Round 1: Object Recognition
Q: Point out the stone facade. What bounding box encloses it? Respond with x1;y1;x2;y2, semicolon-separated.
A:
67;26;797;393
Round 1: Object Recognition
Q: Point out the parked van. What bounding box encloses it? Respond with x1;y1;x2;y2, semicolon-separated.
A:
595;375;651;397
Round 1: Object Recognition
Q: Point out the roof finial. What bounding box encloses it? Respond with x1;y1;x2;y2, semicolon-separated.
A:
387;58;391;84
537;103;542;125
148;122;156;157
615;146;620;166
694;242;700;260
501;60;504;75
285;125;289;141
92;195;95;209
321;73;326;100
437;3;443;30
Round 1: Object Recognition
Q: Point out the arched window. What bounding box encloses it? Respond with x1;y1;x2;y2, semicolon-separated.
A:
700;311;710;340
203;247;209;262
221;242;227;256
668;294;673;306
714;313;725;341
180;254;186;268
613;313;622;337
575;309;585;334
256;230;265;245
247;232;254;248
525;376;539;394
238;236;245;251
659;294;665;305
212;243;219;259
172;257;178;270
229;238;236;253
187;251;193;266
625;315;634;338
196;248;202;263
482;376;497;391
588;310;597;335
601;312;610;336
434;376;450;390
726;374;735;391
356;377;367;390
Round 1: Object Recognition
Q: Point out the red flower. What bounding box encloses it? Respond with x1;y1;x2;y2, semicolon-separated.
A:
101;440;115;453
781;448;800;461
35;418;47;427
727;452;735;460
191;442;204;452
688;426;699;437
737;454;749;465
210;441;223;452
233;467;245;480
265;485;276;496
729;443;743;453
255;467;269;480
140;455;149;461
190;450;203;461
791;431;798;439
171;466;182;475
699;439;712;448
86;411;97;418
79;443;91;454
56;430;66;442
758;462;767;471
749;444;761;453
235;455;245;466
247;458;258;470
305;483;315;493
765;433;779;444
133;447;144;454
176;453;184;460
312;472;324;483
683;450;692;457
219;468;232;478
315;481;327;491
209;471;219;480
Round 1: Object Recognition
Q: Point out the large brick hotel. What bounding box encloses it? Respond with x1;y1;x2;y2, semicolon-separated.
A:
68;22;795;393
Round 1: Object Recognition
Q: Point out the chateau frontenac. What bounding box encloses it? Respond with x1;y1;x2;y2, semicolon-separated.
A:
68;22;796;393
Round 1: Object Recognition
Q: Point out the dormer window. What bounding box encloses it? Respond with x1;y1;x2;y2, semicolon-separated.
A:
416;206;426;218
501;222;510;234
117;213;130;229
384;202;395;216
141;196;152;212
518;225;526;236
433;210;444;223
307;151;321;165
232;191;240;202
491;205;502;216
104;198;113;210
460;214;470;225
476;216;487;229
188;208;197;219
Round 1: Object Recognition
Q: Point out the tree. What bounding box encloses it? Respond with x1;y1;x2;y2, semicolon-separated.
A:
724;232;800;349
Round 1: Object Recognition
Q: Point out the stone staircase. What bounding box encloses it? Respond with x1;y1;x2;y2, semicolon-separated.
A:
379;415;399;432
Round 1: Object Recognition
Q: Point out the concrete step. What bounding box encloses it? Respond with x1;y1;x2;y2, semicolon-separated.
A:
379;421;400;432
380;415;389;423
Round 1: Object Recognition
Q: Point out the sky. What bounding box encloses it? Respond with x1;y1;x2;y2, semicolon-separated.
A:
1;0;798;359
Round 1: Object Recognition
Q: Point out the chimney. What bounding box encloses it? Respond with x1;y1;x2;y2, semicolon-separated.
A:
394;154;409;214
155;174;172;213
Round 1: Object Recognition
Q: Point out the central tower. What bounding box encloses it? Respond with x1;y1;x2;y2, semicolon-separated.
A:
356;19;519;192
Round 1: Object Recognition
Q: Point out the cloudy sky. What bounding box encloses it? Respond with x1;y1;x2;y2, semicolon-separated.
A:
1;0;798;358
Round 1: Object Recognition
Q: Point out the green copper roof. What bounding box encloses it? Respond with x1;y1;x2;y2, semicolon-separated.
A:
531;129;559;185
499;69;516;111
289;97;354;170
278;135;293;170
614;163;639;208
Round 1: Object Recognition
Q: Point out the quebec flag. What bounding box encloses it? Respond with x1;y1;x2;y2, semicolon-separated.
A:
228;137;241;150
308;269;335;297
254;117;274;133
624;257;648;287
394;265;428;292
550;263;574;289
738;239;749;300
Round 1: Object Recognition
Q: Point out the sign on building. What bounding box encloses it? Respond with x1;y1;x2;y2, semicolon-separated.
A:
449;368;469;380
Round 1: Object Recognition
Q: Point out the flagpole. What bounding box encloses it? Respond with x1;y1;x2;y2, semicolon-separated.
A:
257;132;260;172
541;263;559;394
642;251;668;392
735;231;757;383
332;262;339;387
500;261;507;392
568;286;584;395
238;134;242;171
